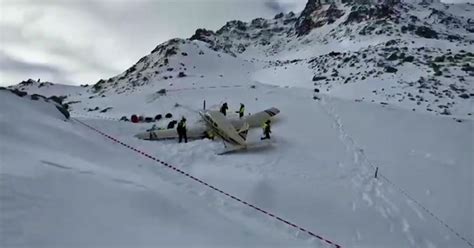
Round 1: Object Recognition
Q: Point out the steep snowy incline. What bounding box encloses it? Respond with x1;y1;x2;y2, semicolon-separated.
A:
10;79;88;98
68;83;473;248
90;39;259;95
0;90;315;248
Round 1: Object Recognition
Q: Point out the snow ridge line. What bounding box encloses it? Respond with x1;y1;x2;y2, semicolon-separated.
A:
74;118;342;248
166;84;244;92
319;97;473;248
71;112;121;121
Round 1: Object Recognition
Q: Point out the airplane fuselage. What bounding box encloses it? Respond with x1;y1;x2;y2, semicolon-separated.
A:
135;107;280;142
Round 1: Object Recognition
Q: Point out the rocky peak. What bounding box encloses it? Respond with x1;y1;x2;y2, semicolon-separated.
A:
190;28;215;43
299;0;323;20
215;20;247;35
295;1;344;36
151;38;186;55
337;0;402;26
19;79;39;86
341;0;400;5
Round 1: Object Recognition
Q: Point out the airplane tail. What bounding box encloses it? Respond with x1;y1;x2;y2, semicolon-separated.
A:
238;122;250;141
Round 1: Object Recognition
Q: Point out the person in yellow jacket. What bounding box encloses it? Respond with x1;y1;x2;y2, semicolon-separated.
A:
236;103;245;118
261;119;271;140
203;130;215;140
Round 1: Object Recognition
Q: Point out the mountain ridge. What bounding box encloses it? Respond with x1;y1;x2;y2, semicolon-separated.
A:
11;0;474;118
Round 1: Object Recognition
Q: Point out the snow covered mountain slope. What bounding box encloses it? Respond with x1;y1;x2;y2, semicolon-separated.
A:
2;0;472;247
0;89;315;248
71;0;474;118
10;79;88;98
2;82;472;247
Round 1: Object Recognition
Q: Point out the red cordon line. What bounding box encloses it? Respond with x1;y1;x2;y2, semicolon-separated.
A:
75;118;342;248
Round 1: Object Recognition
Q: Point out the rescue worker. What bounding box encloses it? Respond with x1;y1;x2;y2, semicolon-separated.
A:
203;130;215;140
177;117;187;143
236;103;245;118
220;102;229;116
146;124;158;132
261;119;271;140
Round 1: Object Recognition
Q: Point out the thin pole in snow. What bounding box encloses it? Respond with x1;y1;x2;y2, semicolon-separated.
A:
375;167;379;179
203;100;206;110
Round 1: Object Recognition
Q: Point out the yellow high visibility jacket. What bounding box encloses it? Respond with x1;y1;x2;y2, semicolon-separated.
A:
239;106;245;114
178;121;186;130
262;123;270;131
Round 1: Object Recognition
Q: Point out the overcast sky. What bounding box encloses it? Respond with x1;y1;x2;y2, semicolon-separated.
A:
0;0;470;86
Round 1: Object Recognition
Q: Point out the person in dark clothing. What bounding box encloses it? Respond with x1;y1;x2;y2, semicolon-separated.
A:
177;117;187;143
220;102;229;116
261;120;271;140
236;103;245;119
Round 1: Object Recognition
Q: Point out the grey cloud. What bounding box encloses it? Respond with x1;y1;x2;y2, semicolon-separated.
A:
46;43;120;76
265;0;285;12
1;22;117;77
264;0;305;14
0;52;75;85
0;0;299;86
0;52;60;74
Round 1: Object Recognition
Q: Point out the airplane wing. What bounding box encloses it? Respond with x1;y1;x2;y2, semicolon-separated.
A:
216;144;246;155
135;125;207;140
230;107;280;128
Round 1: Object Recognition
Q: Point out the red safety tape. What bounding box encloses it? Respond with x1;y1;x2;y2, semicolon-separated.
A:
75;119;342;248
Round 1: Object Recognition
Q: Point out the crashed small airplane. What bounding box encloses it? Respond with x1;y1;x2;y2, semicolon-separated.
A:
135;107;280;154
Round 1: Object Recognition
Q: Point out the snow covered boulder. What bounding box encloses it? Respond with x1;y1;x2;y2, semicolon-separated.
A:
312;76;327;81
0;90;69;121
55;105;70;119
9;88;28;97
157;89;167;96
384;66;398;73
415;26;438;39
30;94;47;101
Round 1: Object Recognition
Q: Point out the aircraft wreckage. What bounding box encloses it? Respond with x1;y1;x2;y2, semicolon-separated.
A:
135;107;280;154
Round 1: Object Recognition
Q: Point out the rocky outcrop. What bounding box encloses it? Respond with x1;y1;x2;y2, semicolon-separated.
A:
344;3;399;24
190;28;216;42
295;1;344;36
4;87;70;119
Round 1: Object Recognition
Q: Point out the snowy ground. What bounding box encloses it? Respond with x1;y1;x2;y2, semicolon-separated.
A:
1;82;472;248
